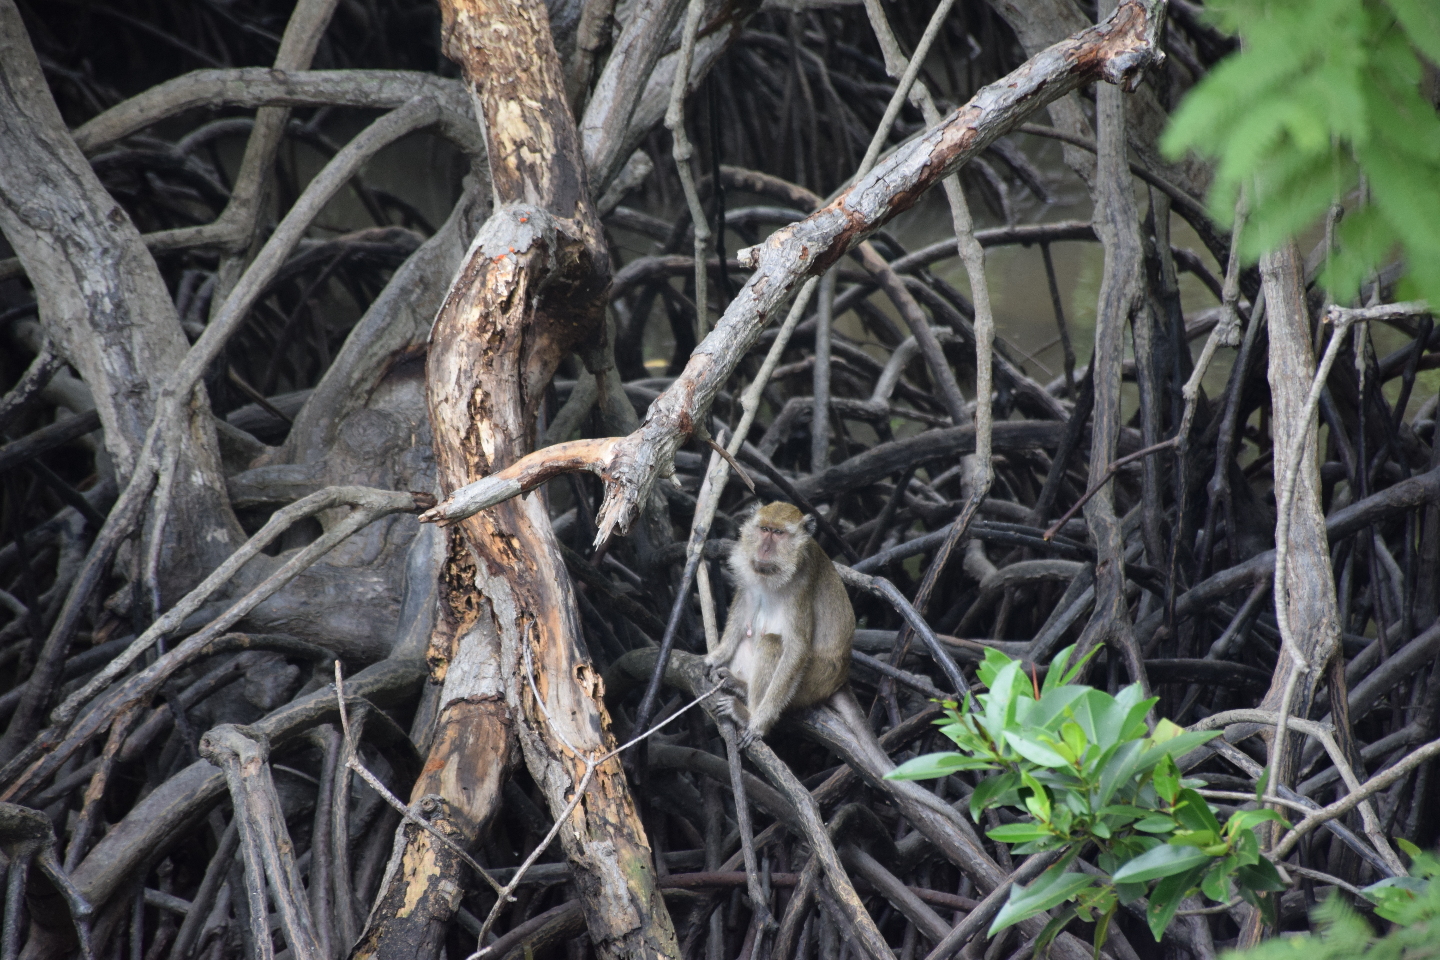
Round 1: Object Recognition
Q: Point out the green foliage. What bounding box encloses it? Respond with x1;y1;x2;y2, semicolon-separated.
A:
886;647;1289;953
1161;0;1440;308
1222;849;1440;959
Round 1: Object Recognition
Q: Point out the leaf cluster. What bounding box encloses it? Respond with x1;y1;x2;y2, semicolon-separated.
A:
886;647;1288;953
1162;0;1440;307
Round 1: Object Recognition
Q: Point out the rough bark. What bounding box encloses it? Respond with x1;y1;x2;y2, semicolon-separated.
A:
421;1;679;958
1071;8;1151;690
1258;241;1343;780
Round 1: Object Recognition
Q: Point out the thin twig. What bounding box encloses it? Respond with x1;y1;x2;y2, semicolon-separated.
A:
465;643;723;956
701;437;756;494
666;0;712;342
1272;733;1440;861
1042;439;1177;540
332;663;505;897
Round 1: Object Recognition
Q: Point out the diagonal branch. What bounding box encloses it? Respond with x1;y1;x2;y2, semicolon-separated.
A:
418;0;1169;542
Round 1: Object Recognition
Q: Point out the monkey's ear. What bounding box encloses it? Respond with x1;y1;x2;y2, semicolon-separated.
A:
801;514;817;537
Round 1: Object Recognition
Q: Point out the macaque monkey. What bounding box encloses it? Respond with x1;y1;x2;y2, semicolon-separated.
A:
706;502;855;746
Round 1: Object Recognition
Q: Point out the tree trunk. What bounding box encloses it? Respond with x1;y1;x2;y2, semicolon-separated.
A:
420;2;679;958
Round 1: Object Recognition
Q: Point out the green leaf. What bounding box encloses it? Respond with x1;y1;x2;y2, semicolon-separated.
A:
989;867;1096;935
977;648;1014;690
1153;756;1181;805
1041;645;1075;696
1112;843;1213;884
970;772;1019;821
1151;718;1184;744
1032;908;1076;959
1135;731;1221;774
1134;816;1178;834
1023;685;1091;732
1096;806;1147;825
1361;876;1428;922
1225;809;1290;834
1146;865;1207;941
1201;857;1235;903
1022;771;1052;822
1004;731;1071;768
1116;881;1147;905
885;752;994;781
1386;0;1440;63
987;822;1054;844
1235;857;1287;894
1173;789;1222;836
984;661;1027;732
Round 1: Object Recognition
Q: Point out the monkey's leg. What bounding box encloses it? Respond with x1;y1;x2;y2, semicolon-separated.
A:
746;633;808;744
720;722;776;935
736;634;782;749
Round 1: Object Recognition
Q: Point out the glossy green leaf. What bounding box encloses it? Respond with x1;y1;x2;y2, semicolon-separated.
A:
1096;740;1146;808
1173;789;1222;836
1134;816;1178;834
1153;756;1181;805
1112;843;1213;884
977;648;1013;690
1225;809;1289;834
969;772;1019;821
1146;865;1207;941
1021;771;1051;821
987;822;1054;844
1201;857;1235;903
1004;731;1070;768
989;867;1095;935
1235;857;1287;894
885;752;994;781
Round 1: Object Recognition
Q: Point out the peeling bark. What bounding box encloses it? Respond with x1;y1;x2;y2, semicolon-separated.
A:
418;1;678;957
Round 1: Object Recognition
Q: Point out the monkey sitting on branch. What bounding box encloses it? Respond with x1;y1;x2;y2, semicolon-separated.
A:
707;502;856;748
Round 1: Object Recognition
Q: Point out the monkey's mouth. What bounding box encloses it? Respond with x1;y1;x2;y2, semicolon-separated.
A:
751;561;780;575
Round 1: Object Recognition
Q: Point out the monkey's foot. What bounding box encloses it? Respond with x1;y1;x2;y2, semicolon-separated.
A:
735;723;759;751
713;695;746;727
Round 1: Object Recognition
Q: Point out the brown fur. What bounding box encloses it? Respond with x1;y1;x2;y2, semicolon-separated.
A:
705;503;856;744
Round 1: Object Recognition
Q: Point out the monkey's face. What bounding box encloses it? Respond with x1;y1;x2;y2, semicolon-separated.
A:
743;502;810;578
750;521;793;575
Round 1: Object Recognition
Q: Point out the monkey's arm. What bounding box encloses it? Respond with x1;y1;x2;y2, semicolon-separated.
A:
705;592;749;666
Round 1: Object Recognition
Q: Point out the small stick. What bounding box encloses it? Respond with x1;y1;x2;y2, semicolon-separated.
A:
455;644;723;958
701;437;756;494
1043;438;1177;541
333;663;505;897
722;723;776;934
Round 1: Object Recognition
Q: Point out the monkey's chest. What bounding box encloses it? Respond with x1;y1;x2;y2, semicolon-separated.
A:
729;598;789;687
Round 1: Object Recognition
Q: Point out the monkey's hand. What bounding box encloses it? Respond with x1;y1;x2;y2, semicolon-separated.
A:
705;663;746;699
